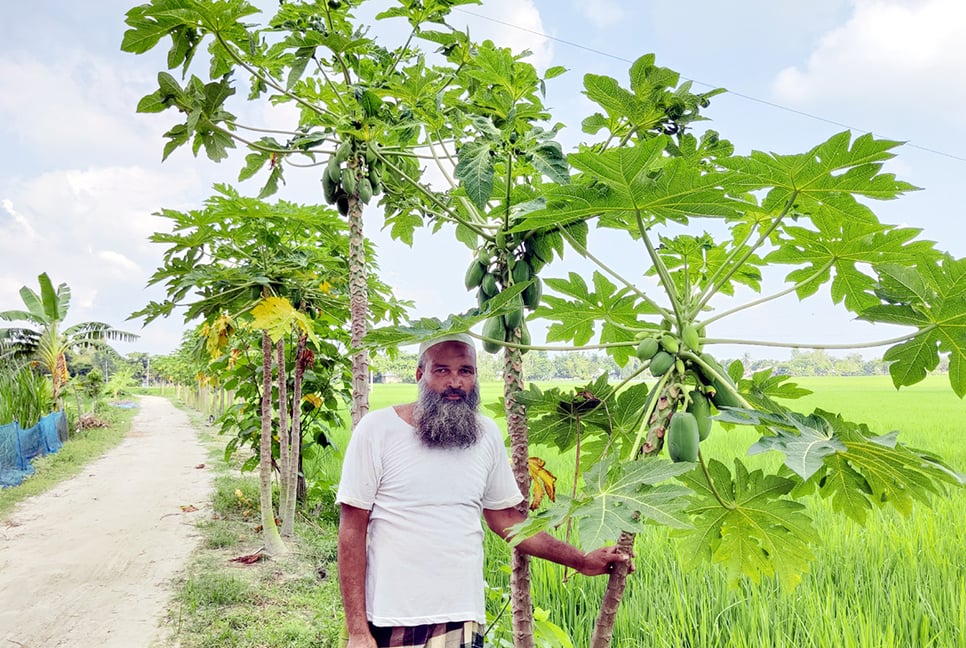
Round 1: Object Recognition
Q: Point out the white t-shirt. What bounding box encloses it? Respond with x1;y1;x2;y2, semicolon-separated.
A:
336;406;523;626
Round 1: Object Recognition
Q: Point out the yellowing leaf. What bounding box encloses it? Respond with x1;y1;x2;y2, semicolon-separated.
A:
250;296;319;344
528;456;557;510
200;313;236;358
303;393;322;409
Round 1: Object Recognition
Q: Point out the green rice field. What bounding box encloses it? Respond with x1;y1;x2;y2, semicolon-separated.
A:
325;375;966;648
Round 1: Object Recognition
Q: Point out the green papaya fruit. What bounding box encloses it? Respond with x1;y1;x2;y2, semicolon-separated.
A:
465;261;487;291
504;295;525;330
322;175;338;204
518;319;531;351
636;337;659;361
686;392;713;441
326;157;342;184
341;168;357;194
682;324;702;351
649;350;675;377
481;273;499;298
482;316;506;354
358;177;373;203
335;140;352;163
511;259;531;284
667;412;700;463
660;333;680;354
522;277;542;310
699;352;741;409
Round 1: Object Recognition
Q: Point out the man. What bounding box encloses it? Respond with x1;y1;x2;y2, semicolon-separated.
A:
337;333;631;648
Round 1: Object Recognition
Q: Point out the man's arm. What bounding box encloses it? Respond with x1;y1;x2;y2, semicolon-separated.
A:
483;507;631;576
338;504;377;648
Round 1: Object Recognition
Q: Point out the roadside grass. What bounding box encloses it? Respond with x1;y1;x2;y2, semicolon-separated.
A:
0;404;136;519
158;392;345;648
158;471;345;648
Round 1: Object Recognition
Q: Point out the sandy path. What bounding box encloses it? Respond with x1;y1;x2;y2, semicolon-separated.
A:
0;395;213;648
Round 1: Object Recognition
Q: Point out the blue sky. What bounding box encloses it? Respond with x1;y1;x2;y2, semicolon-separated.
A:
1;0;964;361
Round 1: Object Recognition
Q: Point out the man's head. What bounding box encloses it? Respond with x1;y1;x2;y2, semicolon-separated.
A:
412;334;481;448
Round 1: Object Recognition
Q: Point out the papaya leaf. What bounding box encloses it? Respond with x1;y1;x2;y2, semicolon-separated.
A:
534;271;655;364
678;459;817;590
454;140;495;210
860;256;966;396
521;376;649;457
738;368;813;412
801;410;963;524
713;408;843;480
768;216;939;313
249;296;318;345
721;131;918;201
573;458;694;548
528;142;570;185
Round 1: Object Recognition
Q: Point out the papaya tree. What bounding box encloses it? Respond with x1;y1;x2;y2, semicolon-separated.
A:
133;185;407;553
369;53;965;647
121;0;486;427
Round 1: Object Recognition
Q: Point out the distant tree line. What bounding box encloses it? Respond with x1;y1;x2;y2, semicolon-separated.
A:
368;347;949;384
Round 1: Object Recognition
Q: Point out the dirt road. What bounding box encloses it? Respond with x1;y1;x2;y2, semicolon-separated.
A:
0;396;213;647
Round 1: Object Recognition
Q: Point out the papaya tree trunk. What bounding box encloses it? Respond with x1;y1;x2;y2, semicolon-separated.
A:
260;331;287;556
504;336;535;648
348;201;369;427
281;334;309;536
590;383;683;646
276;339;292;536
589;531;635;648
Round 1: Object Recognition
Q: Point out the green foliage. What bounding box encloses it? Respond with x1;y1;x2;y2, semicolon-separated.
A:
122;0;966;618
678;459;818;590
0;364;52;427
0;273;138;401
859;257;966;396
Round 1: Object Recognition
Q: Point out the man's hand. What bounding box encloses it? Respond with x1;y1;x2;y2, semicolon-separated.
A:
578;545;634;577
346;632;377;648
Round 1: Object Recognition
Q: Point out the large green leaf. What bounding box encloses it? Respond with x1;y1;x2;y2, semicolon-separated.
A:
859;257;966;396
768;215;939;313
716;408;846;480
573;458;694;548
678;459;817;590
534;271;654;362
454;140;495;210
798;410;964;524
517;144;739;232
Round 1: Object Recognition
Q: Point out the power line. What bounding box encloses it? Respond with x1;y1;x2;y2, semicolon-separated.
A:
456;8;966;164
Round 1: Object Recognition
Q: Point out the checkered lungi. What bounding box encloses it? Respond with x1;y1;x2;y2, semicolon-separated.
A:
368;621;484;648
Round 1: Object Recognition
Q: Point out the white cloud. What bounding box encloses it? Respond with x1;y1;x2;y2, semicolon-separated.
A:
0;52;165;166
1;198;37;240
452;0;555;71
98;250;141;274
572;0;625;29
772;0;966;129
0;164;199;352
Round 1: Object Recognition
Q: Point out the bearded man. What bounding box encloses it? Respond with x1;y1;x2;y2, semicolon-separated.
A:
337;334;630;648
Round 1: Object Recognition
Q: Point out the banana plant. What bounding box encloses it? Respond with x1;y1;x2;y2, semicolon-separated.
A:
0;273;138;407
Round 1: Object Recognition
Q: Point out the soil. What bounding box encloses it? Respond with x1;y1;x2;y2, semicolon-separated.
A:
0;395;213;648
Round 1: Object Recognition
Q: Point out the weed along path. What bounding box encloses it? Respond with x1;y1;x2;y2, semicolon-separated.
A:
0;395;212;647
